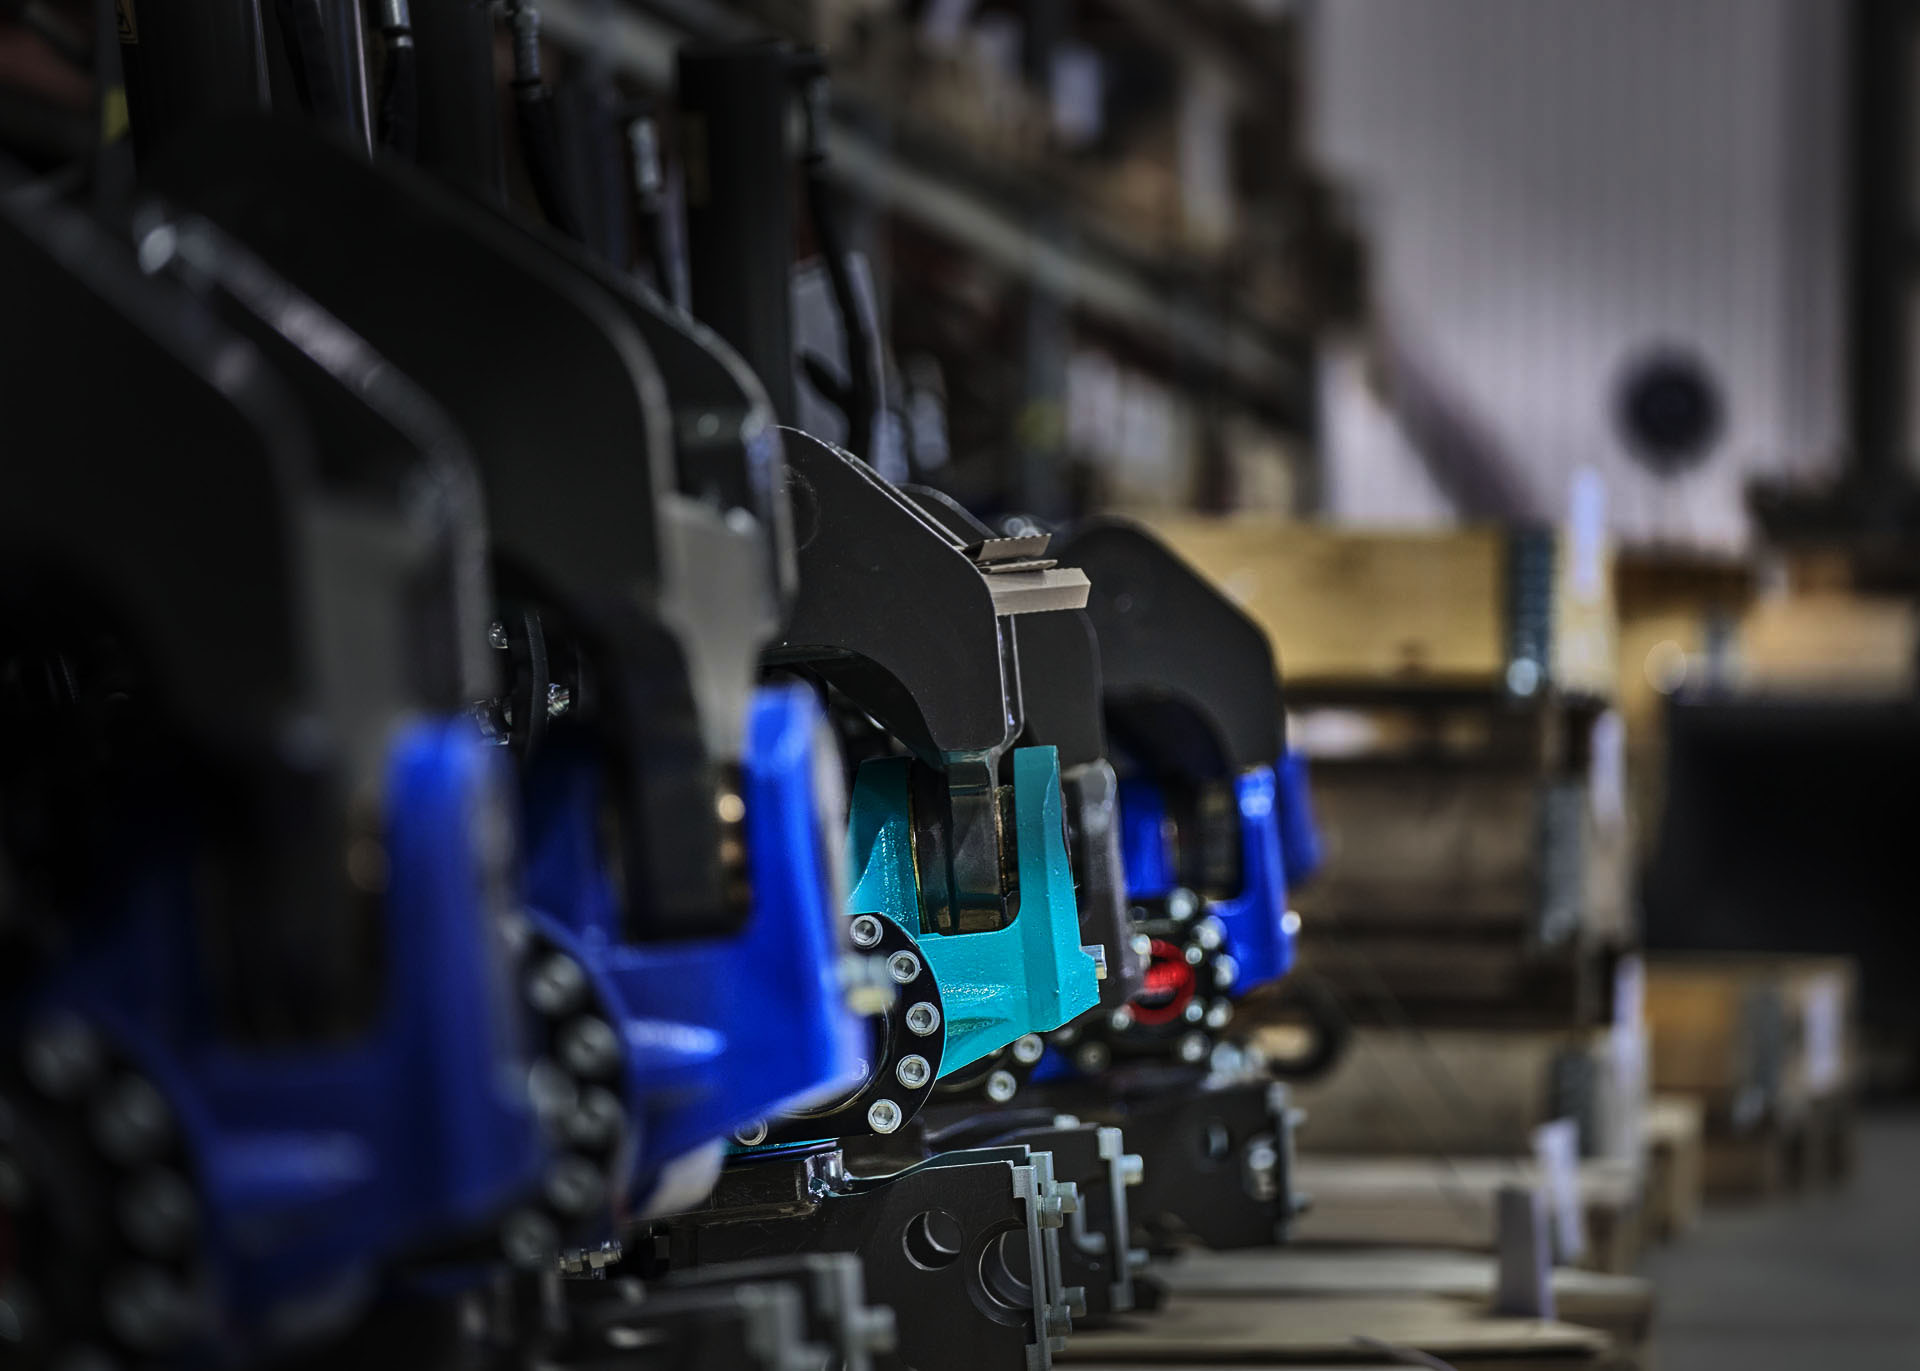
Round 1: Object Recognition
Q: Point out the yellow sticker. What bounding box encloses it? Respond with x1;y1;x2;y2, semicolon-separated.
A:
103;87;130;144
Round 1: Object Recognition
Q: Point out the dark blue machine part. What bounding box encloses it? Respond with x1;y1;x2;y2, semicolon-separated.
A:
1274;749;1323;888
6;720;547;1356
519;682;864;1213
1117;765;1296;995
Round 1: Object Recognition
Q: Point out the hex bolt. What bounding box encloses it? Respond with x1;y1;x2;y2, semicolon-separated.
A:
488;621;511;650
1177;1032;1209;1064
118;1170;198;1256
23;1017;102;1100
101;1267;190;1351
1167;888;1198;922
1109;1006;1133;1032
1196;918;1224;951
527;1059;578;1120
501;1209;560;1269
849;915;884;949
986;1070;1018;1104
1130;933;1153;958
92;1077;172;1165
564;1088;625;1149
1074;1042;1111;1074
1183;944;1205;966
867;1098;903;1134
1206;1001;1234;1030
905;1002;941;1037
545;1155;606;1216
732;1120;769;1147
525;953;588;1017
1214;956;1239;989
895;1055;931;1090
1183;1001;1206;1023
1011;1033;1044;1065
558;1017;621;1079
886;951;922;985
545;683;572;719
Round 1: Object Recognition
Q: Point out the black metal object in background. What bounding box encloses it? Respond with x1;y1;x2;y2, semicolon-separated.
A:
117;0;270;163
409;0;504;201
1642;697;1920;1037
1056;519;1283;779
678;41;797;426
1036;1073;1301;1254
654;1146;1079;1371
1751;0;1920;557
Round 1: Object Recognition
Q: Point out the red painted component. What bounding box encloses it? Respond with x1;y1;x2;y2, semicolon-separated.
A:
1130;937;1197;1027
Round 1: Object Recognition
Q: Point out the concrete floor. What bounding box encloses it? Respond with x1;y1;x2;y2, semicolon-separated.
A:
1643;1111;1920;1369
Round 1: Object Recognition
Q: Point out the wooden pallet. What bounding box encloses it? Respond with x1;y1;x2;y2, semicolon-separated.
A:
1142;520;1616;699
1061;1291;1609;1370
1702;1090;1856;1200
1150;1247;1651;1371
1644;953;1857;1127
1287;1155;1647;1274
1640;1095;1704;1240
1275;1022;1646;1163
1280;930;1632;1031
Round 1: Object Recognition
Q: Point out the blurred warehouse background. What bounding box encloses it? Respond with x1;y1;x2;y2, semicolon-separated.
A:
3;0;1916;1366
405;0;1920;1086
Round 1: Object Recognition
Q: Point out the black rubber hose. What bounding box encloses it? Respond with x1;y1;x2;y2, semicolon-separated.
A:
1259;973;1353;1082
506;1;582;241
512;82;582;241
274;0;345;125
797;68;876;464
375;8;417;159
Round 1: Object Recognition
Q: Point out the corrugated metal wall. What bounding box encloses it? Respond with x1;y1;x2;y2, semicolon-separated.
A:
1308;0;1848;550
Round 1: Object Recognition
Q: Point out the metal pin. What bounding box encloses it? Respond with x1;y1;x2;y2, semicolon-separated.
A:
526;953;588;1017
118;1170;197;1255
22;1017;102;1099
558;1018;621;1079
545;1155;606;1215
92;1077;171;1165
564;1088;624;1149
501;1209;559;1269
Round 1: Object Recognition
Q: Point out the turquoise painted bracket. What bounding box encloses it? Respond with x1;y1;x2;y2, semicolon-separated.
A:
846;746;1101;1077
